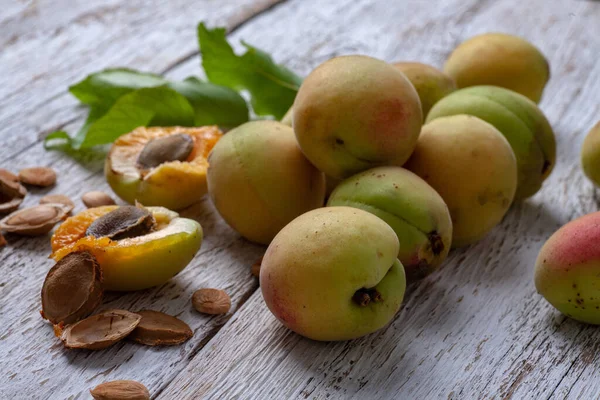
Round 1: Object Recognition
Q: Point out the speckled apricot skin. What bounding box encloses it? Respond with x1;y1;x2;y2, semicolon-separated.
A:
581;122;600;187
444;33;550;103
207;120;326;245
427;86;556;200
393;62;456;117
293;55;423;180
406;115;517;248
535;212;600;324
327;166;452;283
261;207;406;341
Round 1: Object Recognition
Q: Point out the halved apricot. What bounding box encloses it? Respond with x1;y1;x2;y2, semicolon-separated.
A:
105;126;222;210
51;206;203;291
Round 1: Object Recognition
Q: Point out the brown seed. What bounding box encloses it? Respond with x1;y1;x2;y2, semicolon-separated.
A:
90;380;150;400
39;194;75;214
0;203;70;236
128;310;193;346
251;256;263;278
41;251;103;325
82;191;116;208
18;167;57;187
192;288;231;315
137;133;195;170
0;169;26;214
85;205;155;240
61;309;142;350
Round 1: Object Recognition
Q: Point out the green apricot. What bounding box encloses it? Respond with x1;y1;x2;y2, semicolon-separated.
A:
427;86;556;200
581;121;600;187
327;166;452;282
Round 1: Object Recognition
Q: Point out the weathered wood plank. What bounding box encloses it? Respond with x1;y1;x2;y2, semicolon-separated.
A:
0;0;287;398
160;0;600;398
0;0;285;163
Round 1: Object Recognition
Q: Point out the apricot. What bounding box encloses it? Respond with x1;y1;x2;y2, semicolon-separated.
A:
393;62;456;116
328;166;452;282
427;86;556;199
105;126;222;210
581;121;600;187
261;207;406;341
406;115;517;247
207;120;325;245
293;55;422;179
444;33;550;103
535;212;600;324
281;106;293;126
51;206;202;291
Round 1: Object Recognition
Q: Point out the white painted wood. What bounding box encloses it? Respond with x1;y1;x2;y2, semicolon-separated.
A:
160;0;600;399
0;0;281;398
2;0;600;399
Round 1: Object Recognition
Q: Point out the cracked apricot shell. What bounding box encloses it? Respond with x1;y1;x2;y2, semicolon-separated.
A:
51;206;203;291
105;126;222;210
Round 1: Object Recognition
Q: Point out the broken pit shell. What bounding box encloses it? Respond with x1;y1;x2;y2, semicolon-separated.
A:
0;203;70;236
127;310;193;346
41;251;103;325
60;309;141;350
0;169;26;214
85;205;155;240
39;194;75;214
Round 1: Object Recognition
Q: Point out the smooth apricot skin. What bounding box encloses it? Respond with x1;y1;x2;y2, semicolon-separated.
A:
281;106;293;126
207;121;326;245
581;122;600;187
328;166;452;282
52;207;202;291
261;207;406;341
444;33;550;103
393;62;456;117
427;86;556;200
293;55;423;179
535;212;600;324
406;115;517;248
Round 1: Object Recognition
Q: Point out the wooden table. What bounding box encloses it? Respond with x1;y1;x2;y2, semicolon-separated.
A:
1;0;600;398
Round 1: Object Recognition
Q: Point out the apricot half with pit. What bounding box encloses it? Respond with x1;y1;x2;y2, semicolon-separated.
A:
105;126;222;210
50;205;203;291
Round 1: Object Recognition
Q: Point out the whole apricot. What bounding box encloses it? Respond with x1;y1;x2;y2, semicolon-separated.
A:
261;207;406;341
293;55;422;179
535;212;600;324
581;121;600;187
427;86;556;199
444;33;549;103
406;115;517;248
328;166;452;282
207;120;325;245
393;62;456;117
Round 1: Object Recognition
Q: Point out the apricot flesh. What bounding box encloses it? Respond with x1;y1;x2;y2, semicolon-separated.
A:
328;166;452;282
207;120;325;245
51;206;202;291
393;62;456;117
261;207;406;341
293;55;422;179
105;126;222;210
406;115;517;248
535;212;600;324
444;33;550;103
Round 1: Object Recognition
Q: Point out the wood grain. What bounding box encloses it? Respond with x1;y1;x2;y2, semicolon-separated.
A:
160;0;600;398
0;0;280;398
1;0;600;399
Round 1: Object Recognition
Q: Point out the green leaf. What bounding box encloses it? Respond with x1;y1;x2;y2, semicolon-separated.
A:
69;68;167;107
78;86;194;148
168;78;249;127
44;105;110;149
198;23;302;119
